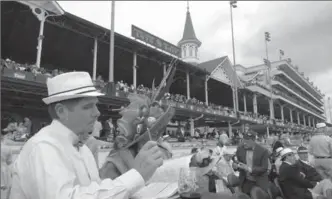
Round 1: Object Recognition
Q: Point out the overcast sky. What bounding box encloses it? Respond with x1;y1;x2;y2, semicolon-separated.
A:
58;1;332;122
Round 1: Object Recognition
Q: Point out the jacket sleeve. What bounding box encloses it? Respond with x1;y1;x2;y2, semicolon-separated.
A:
280;165;316;189
232;149;241;171
251;149;269;176
27;143;145;199
306;164;323;182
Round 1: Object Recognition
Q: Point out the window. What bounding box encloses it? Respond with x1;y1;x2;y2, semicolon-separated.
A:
183;46;186;57
189;45;193;56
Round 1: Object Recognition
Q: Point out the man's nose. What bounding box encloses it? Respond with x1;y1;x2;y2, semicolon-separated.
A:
93;106;100;117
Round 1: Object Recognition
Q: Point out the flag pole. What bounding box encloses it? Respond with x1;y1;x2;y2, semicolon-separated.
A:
109;1;115;83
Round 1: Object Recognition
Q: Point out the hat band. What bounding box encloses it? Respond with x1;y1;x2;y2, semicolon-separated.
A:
48;85;96;97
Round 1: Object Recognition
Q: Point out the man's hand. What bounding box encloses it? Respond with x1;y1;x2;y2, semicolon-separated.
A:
238;163;252;173
133;141;164;182
300;172;306;178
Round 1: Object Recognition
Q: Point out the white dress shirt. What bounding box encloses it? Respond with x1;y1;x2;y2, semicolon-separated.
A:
10;120;145;199
275;156;282;174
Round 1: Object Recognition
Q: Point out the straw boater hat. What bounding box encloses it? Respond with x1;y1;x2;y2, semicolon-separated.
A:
42;72;104;105
275;147;284;157
316;122;326;129
297;146;308;154
280;148;294;159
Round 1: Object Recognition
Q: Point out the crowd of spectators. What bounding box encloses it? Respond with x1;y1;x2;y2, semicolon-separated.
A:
1;58;316;134
2;117;33;142
1;58;67;78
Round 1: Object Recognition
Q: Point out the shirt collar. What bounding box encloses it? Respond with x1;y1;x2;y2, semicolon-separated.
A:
50;120;80;145
300;159;310;165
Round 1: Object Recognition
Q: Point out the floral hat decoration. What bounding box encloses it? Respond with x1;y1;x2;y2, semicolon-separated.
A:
114;59;178;150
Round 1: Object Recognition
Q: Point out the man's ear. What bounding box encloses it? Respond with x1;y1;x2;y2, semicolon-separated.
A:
54;103;68;120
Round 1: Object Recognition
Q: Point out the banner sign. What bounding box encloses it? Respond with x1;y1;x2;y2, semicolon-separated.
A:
131;25;181;57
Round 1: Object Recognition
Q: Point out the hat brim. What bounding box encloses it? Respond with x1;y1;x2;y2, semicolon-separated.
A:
42;90;104;105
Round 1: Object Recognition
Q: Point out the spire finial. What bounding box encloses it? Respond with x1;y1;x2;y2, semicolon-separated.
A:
187;1;189;12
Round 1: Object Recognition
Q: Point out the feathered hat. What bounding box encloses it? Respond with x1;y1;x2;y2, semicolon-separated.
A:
114;59;178;149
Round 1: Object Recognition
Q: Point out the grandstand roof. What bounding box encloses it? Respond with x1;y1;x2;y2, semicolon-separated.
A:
199;56;227;73
54;12;209;77
199;56;243;88
18;1;64;15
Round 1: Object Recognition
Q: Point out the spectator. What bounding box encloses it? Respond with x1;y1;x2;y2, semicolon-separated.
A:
232;131;270;197
1;132;13;199
309;123;332;178
312;169;332;198
91;120;102;138
103;118;114;141
214;134;227;157
295;146;322;183
278;148;316;199
23;117;32;136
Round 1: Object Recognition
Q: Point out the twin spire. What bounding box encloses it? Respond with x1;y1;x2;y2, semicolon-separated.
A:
178;1;201;64
178;1;201;47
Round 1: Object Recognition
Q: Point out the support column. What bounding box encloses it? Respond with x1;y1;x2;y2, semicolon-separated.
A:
190;119;194;137
35;16;46;68
232;88;236;111
308;116;311;127
243;95;247;113
186;71;190;99
163;62;167;76
253;93;258;114
133;52;137;89
303;115;306;126
205;76;208;106
280;105;284;121
269;99;275;119
163;62;167;87
313;118;315;127
289;108;293;123
92;38;98;80
297;112;300;125
267;126;270;138
228;122;233;138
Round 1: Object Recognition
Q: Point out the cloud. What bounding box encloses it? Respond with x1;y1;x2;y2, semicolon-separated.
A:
58;1;332;118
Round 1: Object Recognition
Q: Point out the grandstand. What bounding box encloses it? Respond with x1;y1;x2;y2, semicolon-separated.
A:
1;1;323;140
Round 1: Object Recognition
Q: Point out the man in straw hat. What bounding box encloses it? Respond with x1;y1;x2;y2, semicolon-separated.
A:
278;148;317;199
295;146;322;183
10;72;164;199
308;122;332;178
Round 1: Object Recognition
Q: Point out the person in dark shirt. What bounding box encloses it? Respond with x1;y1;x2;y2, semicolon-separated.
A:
295;146;322;183
278;148;317;199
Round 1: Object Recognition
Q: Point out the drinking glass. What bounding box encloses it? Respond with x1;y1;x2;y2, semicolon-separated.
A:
178;167;198;195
